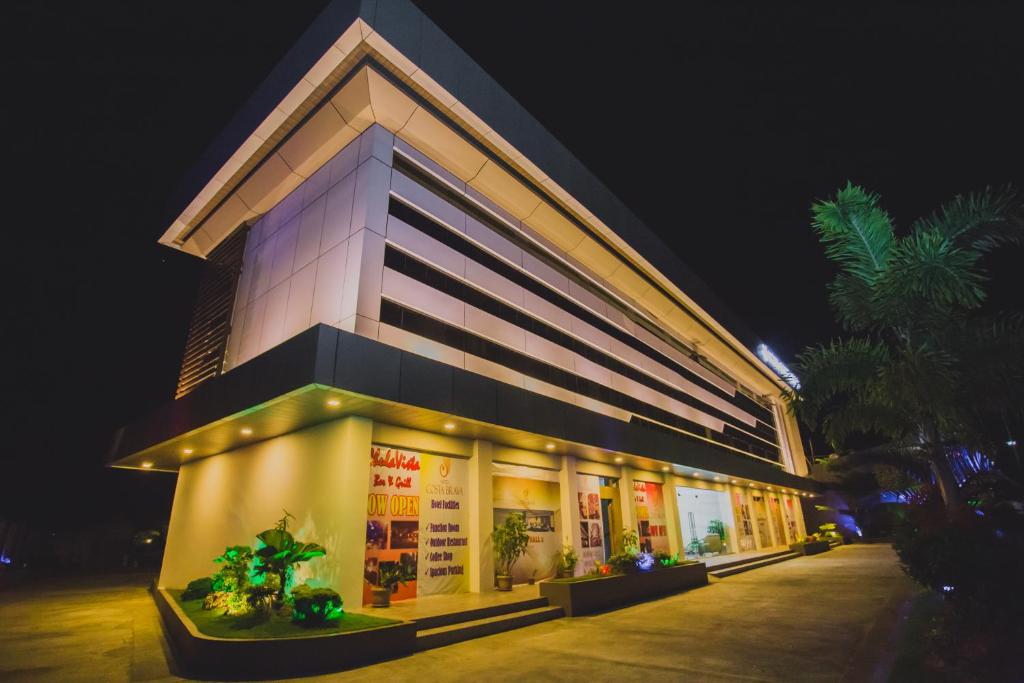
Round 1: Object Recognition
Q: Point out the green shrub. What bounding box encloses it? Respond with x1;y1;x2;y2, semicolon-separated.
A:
252;511;326;605
607;552;639;574
653;551;679;568
492;514;530;577
211;545;253;593
290;584;344;625
182;576;213;601
203;590;250;615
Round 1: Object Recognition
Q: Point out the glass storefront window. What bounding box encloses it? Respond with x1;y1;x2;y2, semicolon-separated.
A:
676;486;735;558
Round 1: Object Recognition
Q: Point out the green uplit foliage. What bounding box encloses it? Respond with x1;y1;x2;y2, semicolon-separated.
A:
203;588;250;615
290;584;344;626
621;528;640;556
492;514;530;577
655;551;680;567
818;522;840;539
212;545;253;593
181;576;213;601
244;574;280;616
792;183;1024;509
706;519;727;542
606;551;640;574
252;511;327;605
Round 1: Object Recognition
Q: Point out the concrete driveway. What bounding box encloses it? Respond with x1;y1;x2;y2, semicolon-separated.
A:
0;545;917;682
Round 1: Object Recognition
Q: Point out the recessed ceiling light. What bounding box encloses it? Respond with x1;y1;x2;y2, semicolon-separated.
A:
141;462;153;469
767;486;773;490
182;448;193;455
731;480;738;484
443;422;456;431
692;472;700;477
326;398;341;408
714;476;722;481
614;456;624;464
545;443;555;451
661;466;670;472
240;427;253;436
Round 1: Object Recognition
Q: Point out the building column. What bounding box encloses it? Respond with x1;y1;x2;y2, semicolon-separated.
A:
618;466;637;540
793;494;809;538
763;488;782;547
558;455;583;575
468;439;494;592
662;477;682;557
336;416;373;605
338;124;392;337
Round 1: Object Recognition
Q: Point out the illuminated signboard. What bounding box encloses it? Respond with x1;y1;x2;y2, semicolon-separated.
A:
756;343;801;389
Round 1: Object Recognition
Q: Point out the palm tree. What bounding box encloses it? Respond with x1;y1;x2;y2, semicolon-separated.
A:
790;184;1024;510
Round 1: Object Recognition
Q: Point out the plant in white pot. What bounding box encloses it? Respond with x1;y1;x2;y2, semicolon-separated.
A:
556;543;578;578
492;514;530;591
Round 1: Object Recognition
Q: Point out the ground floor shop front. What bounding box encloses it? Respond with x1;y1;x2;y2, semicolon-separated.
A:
158;415;812;608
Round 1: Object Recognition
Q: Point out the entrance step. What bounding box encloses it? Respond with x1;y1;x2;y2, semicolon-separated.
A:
705;549;794;572
709;552;800;579
411;596;550;631
415;604;564;651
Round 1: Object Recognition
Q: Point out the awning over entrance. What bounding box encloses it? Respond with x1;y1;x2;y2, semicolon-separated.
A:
109;324;817;492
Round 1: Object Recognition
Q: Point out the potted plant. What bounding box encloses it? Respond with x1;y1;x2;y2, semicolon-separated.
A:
370;558;415;608
492;514;530;591
556;543;578;578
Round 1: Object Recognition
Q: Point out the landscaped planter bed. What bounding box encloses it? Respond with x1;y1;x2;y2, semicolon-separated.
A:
540;562;708;616
789;540;831;555
154;587;415;679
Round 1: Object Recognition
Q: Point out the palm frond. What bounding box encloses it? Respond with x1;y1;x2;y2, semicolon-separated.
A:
812;183;895;287
821;397;913;446
882;229;987;310
827;273;877;332
910;185;1023;253
792;338;889;424
877;344;960;427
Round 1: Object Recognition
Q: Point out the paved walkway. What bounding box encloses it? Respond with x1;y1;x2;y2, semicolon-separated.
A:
0;545;916;682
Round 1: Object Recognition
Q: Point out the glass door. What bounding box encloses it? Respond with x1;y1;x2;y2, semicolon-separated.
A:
599;484;621;560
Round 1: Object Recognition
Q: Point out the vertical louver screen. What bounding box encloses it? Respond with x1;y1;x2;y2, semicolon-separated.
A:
174;227;248;399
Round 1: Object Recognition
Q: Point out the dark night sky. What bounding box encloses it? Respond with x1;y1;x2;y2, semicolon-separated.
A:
5;2;1023;530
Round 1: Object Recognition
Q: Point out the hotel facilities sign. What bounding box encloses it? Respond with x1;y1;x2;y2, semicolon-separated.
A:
419;453;469;596
363;445;468;605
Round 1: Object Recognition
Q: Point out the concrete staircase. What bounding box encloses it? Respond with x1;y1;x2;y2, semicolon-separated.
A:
414;596;563;651
708;549;800;579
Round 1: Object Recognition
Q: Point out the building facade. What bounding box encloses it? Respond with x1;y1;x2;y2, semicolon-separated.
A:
111;0;816;607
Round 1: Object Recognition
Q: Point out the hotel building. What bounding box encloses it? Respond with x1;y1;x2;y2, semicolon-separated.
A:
111;0;817;606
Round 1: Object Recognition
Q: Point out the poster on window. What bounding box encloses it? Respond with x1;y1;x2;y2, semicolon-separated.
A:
492;464;560;584
576;474;604;571
363;446;471;605
419;453;469;596
634;481;670;553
